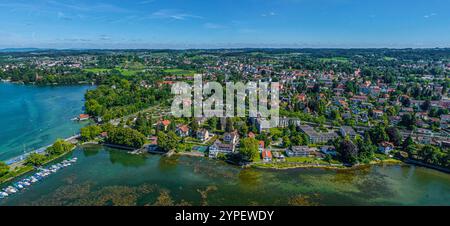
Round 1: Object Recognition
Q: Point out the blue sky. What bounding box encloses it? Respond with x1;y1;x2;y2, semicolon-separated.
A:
0;0;449;49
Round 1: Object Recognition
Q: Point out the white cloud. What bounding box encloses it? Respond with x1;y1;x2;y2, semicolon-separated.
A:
139;0;155;4
151;9;202;20
261;12;276;17
423;13;437;19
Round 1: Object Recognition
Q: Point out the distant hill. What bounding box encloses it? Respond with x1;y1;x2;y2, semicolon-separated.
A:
0;48;51;53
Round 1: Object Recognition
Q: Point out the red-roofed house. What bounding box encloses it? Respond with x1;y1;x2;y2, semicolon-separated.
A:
78;114;90;121
100;132;108;138
258;140;265;152
296;93;307;102
372;110;384;118
262;150;272;162
176;124;190;137
157;120;171;131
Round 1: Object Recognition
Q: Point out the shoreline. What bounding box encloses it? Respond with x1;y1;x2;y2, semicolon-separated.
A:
250;159;405;171
0;146;76;185
0;79;93;86
2;140;447;186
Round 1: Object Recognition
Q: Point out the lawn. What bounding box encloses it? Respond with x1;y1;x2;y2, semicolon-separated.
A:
84;67;142;76
285;156;330;164
84;68;111;73
319;57;349;63
163;68;196;76
115;67;141;76
383;57;396;61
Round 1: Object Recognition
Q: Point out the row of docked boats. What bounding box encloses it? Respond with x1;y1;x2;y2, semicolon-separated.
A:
0;157;78;199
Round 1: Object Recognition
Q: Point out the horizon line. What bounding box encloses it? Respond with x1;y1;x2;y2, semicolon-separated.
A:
1;46;450;51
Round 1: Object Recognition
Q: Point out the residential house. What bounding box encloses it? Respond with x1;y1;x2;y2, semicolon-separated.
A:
208;140;235;158
78;114;90;121
157;120;171;131
340;126;357;139
320;145;337;156
378;142;394;154
286;146;319;157
372;110;384;118
272;151;286;161
262;150;273;163
441;115;450;123
258;140;265;152
223;131;239;145
299;125;339;144
100;132;108;138
196;129;210;142
176;125;190;137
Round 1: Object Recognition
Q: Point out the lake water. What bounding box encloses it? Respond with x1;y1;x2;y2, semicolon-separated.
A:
0;83;449;206
0;83;92;161
1;145;449;206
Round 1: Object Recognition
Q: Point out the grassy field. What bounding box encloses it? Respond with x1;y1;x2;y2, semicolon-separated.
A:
84;68;111;73
285;156;333;165
319;57;349;63
115;67;141;76
163;68;196;76
383;56;396;61
84;67;142;76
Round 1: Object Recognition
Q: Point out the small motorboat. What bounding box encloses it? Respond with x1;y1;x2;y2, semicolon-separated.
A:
6;186;17;194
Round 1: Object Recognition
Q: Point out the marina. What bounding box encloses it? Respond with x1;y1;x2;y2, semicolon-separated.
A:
0;157;78;200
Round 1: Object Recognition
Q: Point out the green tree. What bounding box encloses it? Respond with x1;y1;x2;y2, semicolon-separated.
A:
0;161;9;177
417;145;444;165
135;113;152;136
207;117;218;131
225;118;234;133
269;128;283;140
421;100;431;111
282;136;292;148
85;99;103;116
25;153;47;167
400;114;416;130
368;125;389;144
189;118;199;133
337;139;359;165
239;138;260;162
402;136;417;156
157;131;179;152
355;135;376;163
80;125;102;141
330;109;342;121
386;127;402;146
47;139;75;156
238;123;249;136
106;127;146;148
291;134;306;146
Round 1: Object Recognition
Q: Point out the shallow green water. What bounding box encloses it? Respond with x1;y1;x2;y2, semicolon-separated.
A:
2;145;449;206
0;83;92;161
0;83;448;206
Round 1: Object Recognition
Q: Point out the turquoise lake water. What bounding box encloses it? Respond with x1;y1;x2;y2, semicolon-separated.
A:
0;83;92;161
